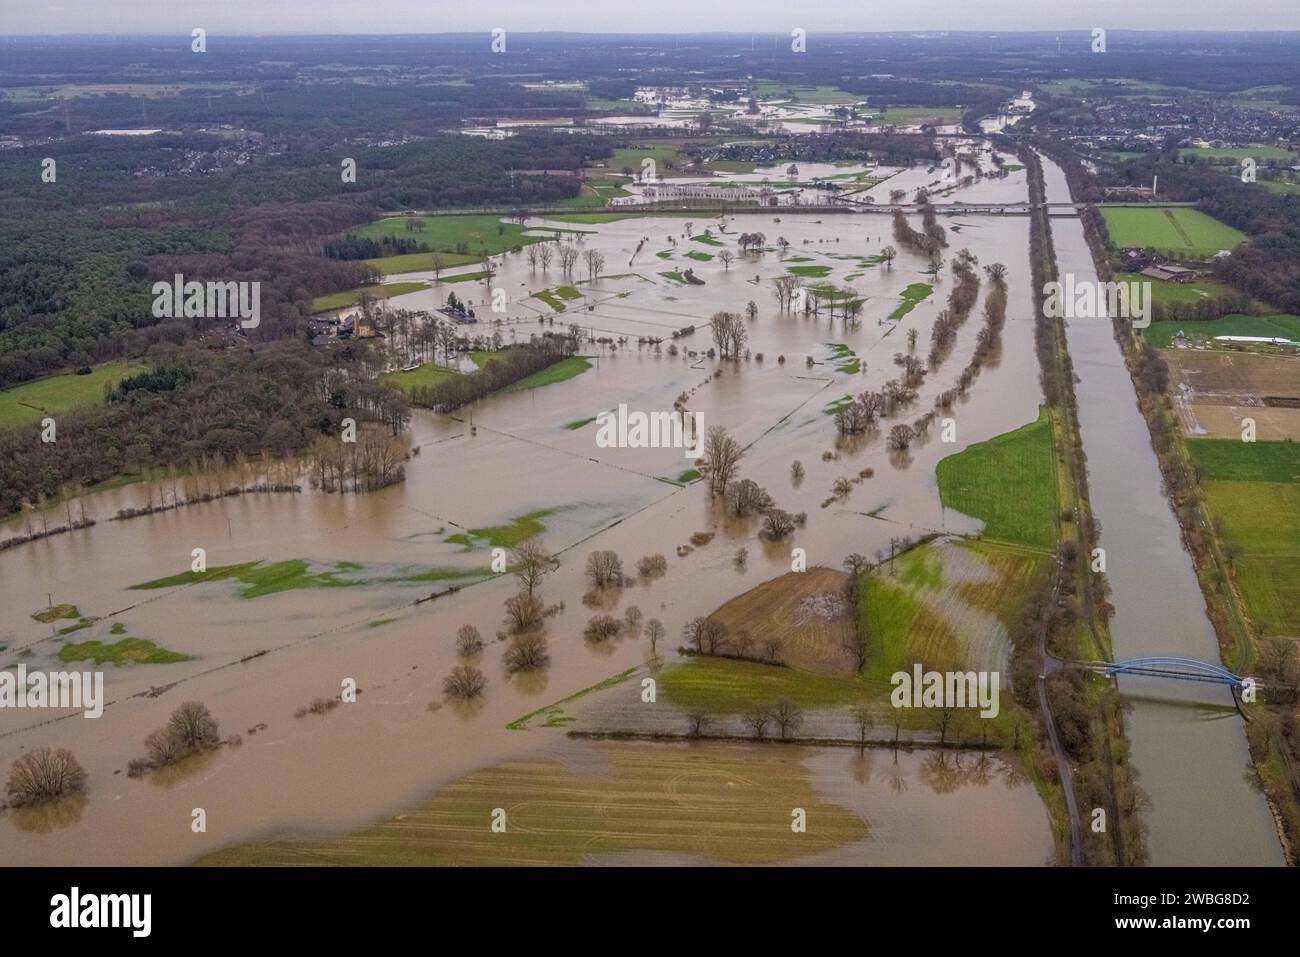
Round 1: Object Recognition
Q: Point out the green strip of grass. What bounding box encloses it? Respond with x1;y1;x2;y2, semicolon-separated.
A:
130;560;487;598
58;637;192;666
310;281;429;312
888;282;934;322
935;408;1058;550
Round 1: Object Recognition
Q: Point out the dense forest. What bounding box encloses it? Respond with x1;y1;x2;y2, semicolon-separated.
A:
0;340;407;515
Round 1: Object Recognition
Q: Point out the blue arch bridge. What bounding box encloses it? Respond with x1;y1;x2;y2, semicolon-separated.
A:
1072;656;1247;689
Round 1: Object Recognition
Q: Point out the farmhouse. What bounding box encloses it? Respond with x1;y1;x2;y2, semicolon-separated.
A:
1140;264;1199;283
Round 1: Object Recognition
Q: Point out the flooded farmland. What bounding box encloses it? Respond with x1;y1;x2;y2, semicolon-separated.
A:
4;150;1060;865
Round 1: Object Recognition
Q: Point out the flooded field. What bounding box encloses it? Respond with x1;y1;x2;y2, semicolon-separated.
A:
3;157;1057;864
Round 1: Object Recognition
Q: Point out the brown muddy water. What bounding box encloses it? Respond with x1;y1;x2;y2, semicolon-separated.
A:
1039;158;1283;865
2;155;1054;865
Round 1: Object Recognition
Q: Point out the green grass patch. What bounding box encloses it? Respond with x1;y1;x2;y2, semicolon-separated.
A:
690;234;724;247
1180;146;1296;162
32;604;81;623
1188;438;1300;482
658;657;868;712
499;356;591;393
310;282;428;312
1141;314;1300;348
787;264;832;278
0;361;146;430
936;408;1058;550
1101;207;1248;258
888;282;934;321
564;416;598;431
57;638;192;666
363;250;480;276
685;251;714;262
445;509;557;550
378;362;460;393
130;560;486;598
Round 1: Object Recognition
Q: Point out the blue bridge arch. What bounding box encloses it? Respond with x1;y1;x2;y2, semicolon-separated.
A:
1094;656;1245;689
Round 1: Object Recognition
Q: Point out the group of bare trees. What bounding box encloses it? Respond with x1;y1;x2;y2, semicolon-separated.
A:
305;424;407;494
737;231;767;252
127;702;222;777
708;311;749;358
934;262;1009;412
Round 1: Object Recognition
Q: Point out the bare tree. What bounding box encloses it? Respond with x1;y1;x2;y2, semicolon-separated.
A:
512;539;559;597
850;703;876;747
843;553;871;576
772;700;804;740
762;508;796;540
683;616;728;654
702;426;743;496
686;711;712;738
718;249;735;270
744;708;771;740
504;590;545;633
5;747;86;806
539;243;554;271
585;550;625;588
646;618;665;655
503;632;549;673
444;665;487;701
456;624;484;657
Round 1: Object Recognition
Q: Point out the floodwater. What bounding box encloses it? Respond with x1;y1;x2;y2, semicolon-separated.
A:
1039;157;1283;865
3;150;1054;865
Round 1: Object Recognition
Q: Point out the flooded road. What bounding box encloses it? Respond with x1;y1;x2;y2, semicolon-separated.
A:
3;153;1055;864
1039;157;1283;865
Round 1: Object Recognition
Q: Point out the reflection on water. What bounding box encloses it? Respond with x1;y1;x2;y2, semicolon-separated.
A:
10;793;88;833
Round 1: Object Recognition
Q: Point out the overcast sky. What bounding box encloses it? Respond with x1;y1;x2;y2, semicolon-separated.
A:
3;1;1298;35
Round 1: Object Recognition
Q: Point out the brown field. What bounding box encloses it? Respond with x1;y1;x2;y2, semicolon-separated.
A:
1165;350;1300;440
199;740;870;866
708;566;858;676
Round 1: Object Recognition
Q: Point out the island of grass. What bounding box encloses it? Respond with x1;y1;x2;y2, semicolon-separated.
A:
825;343;860;374
310;282;429;313
32;604;82;624
1101;207;1247;258
888;282;934;322
685;250;714;262
445;508;558;549
130;559;488;599
1188;438;1300;636
58;637;192;666
787;264;832;278
690;234;724;247
0;361;147;430
935;408;1058;551
531;286;584;312
564;415;598;431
